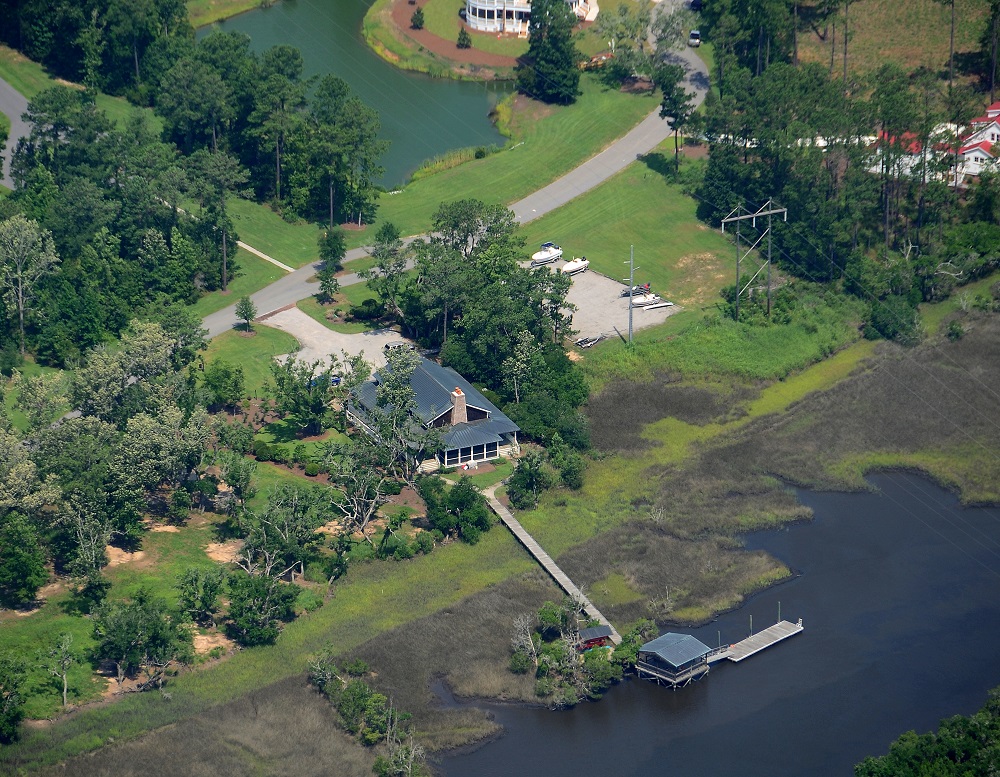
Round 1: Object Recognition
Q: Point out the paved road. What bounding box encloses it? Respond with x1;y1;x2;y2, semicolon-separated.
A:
0;77;29;189
0;35;709;335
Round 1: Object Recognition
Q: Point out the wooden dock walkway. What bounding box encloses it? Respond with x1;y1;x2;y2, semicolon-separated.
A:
725;619;803;662
484;487;622;645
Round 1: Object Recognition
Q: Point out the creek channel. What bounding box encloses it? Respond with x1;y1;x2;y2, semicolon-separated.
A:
440;472;1000;776
203;0;510;187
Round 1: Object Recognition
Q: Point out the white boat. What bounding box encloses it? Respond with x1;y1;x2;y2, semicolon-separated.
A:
530;241;563;266
560;256;589;275
629;293;661;306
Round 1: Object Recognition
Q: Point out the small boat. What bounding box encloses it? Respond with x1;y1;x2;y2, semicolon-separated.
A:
530;241;563;266
561;256;589;275
629;293;661;307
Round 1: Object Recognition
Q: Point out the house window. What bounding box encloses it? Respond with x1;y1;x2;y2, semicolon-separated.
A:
486;441;499;458
473;444;486;461
445;449;459;466
486;8;494;17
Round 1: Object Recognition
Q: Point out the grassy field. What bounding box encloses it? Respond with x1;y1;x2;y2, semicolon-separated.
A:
188;248;288;319
202;324;299;397
422;0;529;58
228;198;323;268
187;0;260;27
0;45;163;133
796;0;989;79
521;152;732;305
296;296;372;334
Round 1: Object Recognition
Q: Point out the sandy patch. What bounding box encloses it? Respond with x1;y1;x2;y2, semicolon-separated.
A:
150;524;181;533
566;350;583;362
205;540;242;564
106;546;148;567
193;631;236;656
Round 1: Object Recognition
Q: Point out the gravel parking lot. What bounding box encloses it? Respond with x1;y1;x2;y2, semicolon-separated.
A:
544;260;681;341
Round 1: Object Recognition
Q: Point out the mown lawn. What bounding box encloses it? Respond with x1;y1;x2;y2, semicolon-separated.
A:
202;324;299;397
0;45;163;132
188;248;287;319
297;296;373;335
187;0;260;27
520;151;732;306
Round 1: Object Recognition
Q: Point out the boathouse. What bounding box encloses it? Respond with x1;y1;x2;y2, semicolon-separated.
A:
578;625;615;651
636;633;712;688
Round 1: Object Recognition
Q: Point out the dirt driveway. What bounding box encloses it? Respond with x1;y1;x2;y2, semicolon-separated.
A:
262;308;404;369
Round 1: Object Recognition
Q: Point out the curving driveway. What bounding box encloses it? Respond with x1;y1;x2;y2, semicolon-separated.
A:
0;36;709;337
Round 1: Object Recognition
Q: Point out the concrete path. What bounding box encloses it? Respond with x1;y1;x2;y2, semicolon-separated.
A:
0;77;29;189
258;306;399;368
237;240;295;273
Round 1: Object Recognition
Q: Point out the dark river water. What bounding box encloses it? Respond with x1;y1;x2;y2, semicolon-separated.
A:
204;0;509;185
441;473;1000;776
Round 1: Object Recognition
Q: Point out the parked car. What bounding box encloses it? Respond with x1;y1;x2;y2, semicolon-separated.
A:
384;341;414;351
561;256;590;275
530;241;563;266
688;29;701;47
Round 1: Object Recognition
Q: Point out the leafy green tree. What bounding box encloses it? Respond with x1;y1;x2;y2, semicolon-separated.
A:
0;214;60;354
156;57;232;154
0;515;49;606
0;653;26;743
655;64;697;172
236;484;326;577
187;149;250;290
0;428;62;519
236;295;257;332
176;566;225;625
226;571;298;646
250;46;308;202
270;357;337;436
92;590;191;688
515;0;581;104
361;222;408;319
203;360;245;411
507;450;555;509
316;229;346;303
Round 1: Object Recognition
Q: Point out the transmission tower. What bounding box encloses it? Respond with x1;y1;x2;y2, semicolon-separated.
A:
721;200;788;321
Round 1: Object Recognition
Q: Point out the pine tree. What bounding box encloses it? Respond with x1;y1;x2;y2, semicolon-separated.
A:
515;0;581;105
457;27;472;49
411;6;425;29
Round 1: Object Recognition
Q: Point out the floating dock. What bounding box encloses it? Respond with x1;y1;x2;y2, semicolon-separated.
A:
711;619;804;663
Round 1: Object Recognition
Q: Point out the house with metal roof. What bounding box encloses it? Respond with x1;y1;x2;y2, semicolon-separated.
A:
636;633;712;688
348;356;520;472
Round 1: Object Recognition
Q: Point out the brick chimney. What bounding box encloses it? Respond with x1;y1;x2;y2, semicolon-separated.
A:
450;387;467;425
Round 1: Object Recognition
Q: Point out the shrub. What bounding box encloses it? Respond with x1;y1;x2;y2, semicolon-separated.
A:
383;479;403;496
410;6;424;28
947;320;965;341
304;462;321;477
457;28;472;48
509;650;533;674
349;298;385;322
253;441;273;461
413;531;434;555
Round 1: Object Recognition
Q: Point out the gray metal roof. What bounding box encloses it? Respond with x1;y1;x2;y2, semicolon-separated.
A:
580;625;614;642
355;357;519;441
442;423;502;450
639;633;711;667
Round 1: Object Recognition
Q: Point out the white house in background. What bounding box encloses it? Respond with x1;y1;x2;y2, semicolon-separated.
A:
464;0;597;36
958;139;997;179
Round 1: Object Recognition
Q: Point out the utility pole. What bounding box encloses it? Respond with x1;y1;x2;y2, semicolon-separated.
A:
623;245;636;343
721;200;788;321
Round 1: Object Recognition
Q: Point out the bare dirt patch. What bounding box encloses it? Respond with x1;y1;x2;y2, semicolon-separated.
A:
193;631;236;656
205;540;242;564
106;546;150;568
149;524;180;533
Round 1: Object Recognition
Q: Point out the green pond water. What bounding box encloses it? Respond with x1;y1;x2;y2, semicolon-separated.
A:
205;0;511;186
